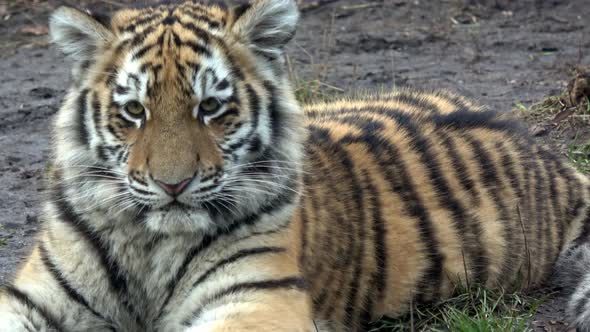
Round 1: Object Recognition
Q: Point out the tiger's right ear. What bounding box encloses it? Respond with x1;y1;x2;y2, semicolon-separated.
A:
49;7;113;63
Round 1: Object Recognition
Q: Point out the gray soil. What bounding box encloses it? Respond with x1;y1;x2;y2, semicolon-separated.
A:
1;0;589;330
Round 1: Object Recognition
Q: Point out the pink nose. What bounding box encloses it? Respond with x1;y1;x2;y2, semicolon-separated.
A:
154;177;192;196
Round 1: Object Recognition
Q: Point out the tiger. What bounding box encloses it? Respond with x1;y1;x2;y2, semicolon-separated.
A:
1;0;590;331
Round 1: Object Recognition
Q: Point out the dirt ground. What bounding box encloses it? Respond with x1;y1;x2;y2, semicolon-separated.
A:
1;0;589;330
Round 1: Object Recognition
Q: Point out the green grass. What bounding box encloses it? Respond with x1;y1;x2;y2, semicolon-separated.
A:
293;79;344;104
568;137;590;174
517;94;590;175
367;285;546;332
0;224;6;247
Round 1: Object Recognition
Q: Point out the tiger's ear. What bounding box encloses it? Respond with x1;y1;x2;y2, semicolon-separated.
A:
49;7;113;63
231;0;299;61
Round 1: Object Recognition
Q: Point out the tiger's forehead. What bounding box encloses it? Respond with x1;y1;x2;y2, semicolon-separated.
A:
105;2;237;104
111;2;230;35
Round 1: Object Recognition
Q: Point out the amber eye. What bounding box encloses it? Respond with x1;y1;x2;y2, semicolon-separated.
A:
124;101;145;118
200;98;221;113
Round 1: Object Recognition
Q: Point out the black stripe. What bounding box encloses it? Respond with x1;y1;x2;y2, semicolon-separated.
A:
351;110;475;292
430;108;525;132
436;131;488;284
574;208;590;247
216;79;230;91
191;247;285;289
548;159;565;250
39;243;112;326
536;149;553;274
389;91;442;113
359;170;387;328
183;41;211;57
112;40;131;59
178;21;210;43
215;40;244;80
440;131;481;206
50;178;140;325
156;182;298;320
114;85;129;95
333;125;444;304
327;116;386;132
162;15;178;26
384;112;476;292
2;284;64;331
462;134;514;283
91;92;103;136
303;137;357;318
116;148;127;164
494;141;528;283
52;182;121;285
300;147;336;283
123;12;163;32
264;81;284;142
575;286;590;317
128;26;156;49
128;75;142;91
309;129;366;326
495;142;523;200
171;31;183;48
539;150;559;271
77;89;90;148
530;147;547;278
226;84;261;152
233;3;252;21
298;181;310;267
132;42;158;60
306;106;524;134
247;136;262;154
244;83;260;138
130;185;156;197
524;146;541;279
438;92;475;112
183;11;221;29
130;171;148;186
182;277;307;326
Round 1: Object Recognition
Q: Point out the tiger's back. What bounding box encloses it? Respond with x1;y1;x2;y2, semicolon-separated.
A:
297;90;590;329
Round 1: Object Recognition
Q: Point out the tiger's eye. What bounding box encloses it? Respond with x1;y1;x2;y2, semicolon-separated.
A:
124;101;145;117
200;98;221;113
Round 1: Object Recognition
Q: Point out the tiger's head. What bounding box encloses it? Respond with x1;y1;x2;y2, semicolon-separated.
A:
48;0;303;234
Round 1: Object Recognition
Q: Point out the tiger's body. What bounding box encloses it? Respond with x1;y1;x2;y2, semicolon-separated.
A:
2;0;590;331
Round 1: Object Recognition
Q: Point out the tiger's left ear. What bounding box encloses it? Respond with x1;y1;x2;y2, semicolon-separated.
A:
49;7;113;63
231;0;299;60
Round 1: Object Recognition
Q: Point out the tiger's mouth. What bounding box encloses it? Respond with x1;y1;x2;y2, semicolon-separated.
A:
160;200;193;212
155;195;225;219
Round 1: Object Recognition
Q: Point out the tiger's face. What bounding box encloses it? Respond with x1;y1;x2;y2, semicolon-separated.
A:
49;0;303;234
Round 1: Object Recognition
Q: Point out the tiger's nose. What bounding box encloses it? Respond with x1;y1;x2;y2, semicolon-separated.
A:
154;177;193;196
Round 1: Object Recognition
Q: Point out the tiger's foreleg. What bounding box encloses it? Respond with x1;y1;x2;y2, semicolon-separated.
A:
158;240;317;332
182;291;316;332
0;241;119;332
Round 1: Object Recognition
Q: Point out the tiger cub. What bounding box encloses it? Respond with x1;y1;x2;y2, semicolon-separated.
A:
1;0;590;331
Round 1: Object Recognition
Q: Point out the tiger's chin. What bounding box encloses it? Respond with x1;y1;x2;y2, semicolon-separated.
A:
142;203;216;235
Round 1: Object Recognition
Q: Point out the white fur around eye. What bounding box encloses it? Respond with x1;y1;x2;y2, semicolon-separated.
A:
120;103;150;128
193;101;228;125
